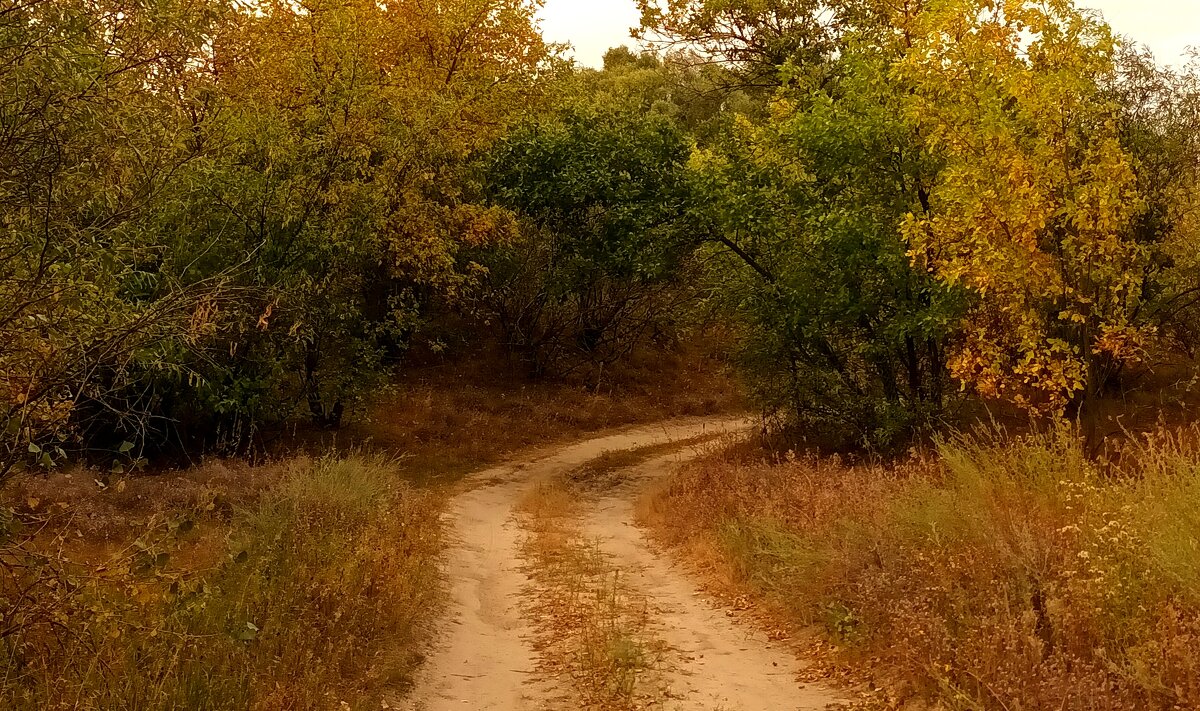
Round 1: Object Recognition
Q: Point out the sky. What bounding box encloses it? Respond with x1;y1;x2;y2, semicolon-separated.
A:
537;0;1200;68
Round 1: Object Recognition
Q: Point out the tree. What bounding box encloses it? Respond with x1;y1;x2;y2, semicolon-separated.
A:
634;0;846;90
689;40;963;447
0;0;234;475
1107;48;1200;359
138;0;553;445
480;106;697;378
0;0;555;468
633;0;958;446
896;0;1149;414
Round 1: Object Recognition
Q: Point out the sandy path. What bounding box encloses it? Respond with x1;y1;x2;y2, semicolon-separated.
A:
579;451;845;710
403;417;746;711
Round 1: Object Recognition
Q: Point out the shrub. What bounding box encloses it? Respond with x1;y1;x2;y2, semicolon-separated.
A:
479;108;698;380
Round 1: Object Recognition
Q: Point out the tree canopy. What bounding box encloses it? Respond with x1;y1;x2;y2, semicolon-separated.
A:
3;0;1199;466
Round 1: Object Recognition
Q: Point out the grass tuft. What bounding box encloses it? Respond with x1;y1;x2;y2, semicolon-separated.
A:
516;480;668;709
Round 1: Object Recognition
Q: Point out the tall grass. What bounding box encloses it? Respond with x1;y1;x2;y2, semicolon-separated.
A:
645;426;1200;710
1;455;442;710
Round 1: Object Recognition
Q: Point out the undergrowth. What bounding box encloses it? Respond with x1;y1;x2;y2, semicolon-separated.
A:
0;351;736;708
0;455;442;709
644;425;1200;710
329;347;741;483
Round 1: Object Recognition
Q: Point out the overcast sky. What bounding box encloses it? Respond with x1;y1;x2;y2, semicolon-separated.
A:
537;0;1199;68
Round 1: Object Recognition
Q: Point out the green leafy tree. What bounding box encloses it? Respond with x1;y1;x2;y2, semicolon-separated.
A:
690;45;963;446
636;0;958;446
635;0;846;89
480;106;697;378
573;46;757;139
0;0;233;474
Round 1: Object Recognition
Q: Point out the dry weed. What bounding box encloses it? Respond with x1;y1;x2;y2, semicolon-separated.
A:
565;434;723;492
324;348;741;483
0;349;739;708
1;455;443;710
645;425;1200;710
516;480;671;709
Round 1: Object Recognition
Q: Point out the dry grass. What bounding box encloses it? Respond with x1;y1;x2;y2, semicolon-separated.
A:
321;347;742;483
0;348;738;708
565;434;723;492
1;455;443;710
516;480;670;709
644;425;1200;710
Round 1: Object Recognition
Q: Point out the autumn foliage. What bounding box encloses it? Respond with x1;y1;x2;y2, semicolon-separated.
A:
898;0;1151;413
3;0;1200;709
0;0;553;472
642;0;1200;441
3;0;1199;464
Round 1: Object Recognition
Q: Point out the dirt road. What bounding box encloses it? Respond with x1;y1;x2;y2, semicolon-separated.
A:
404;417;843;710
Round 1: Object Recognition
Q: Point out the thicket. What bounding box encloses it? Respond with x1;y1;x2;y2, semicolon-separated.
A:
4;0;1200;477
478;107;696;379
646;0;1200;446
0;0;551;473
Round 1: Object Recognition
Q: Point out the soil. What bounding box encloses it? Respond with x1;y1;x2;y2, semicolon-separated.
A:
403;417;844;711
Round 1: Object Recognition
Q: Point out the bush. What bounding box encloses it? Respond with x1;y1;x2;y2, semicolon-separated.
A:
479;108;697;379
688;47;965;449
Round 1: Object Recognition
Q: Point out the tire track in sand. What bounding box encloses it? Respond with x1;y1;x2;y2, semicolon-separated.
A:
404;416;843;711
578;450;845;710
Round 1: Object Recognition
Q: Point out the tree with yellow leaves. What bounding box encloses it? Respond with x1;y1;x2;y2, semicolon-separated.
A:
897;0;1149;413
182;0;552;431
0;0;555;470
